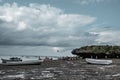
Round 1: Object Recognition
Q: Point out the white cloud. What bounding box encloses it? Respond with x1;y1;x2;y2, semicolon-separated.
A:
17;21;27;31
77;0;111;5
95;31;120;45
57;14;95;27
52;47;63;52
0;3;96;30
0;3;96;47
90;27;120;45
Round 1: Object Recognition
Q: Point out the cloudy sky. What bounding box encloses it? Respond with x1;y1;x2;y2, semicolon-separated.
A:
0;0;120;56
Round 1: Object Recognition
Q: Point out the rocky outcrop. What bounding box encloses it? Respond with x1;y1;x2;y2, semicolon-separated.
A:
72;45;120;59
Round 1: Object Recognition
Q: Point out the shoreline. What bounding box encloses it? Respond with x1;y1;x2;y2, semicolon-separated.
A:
0;59;120;80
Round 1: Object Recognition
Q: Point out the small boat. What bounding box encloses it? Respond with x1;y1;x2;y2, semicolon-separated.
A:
85;58;112;65
1;57;43;66
1;57;22;63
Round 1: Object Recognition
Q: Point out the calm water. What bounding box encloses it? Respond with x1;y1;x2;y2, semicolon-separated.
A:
0;55;59;63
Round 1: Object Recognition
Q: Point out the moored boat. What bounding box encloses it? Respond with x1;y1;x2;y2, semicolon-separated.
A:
85;58;112;65
1;57;43;66
1;57;22;63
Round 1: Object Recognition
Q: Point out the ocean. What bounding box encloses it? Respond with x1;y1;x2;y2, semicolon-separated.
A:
0;55;59;63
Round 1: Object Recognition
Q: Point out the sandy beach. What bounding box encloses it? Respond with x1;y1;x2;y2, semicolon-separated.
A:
0;59;120;80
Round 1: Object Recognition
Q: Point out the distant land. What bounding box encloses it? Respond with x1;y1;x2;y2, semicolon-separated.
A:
72;45;120;59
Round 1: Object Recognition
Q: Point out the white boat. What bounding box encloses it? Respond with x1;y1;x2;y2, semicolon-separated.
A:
1;57;22;63
85;58;112;65
0;60;43;66
0;57;43;66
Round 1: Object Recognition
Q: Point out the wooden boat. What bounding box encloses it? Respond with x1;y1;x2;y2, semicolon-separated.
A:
85;58;112;65
1;57;43;66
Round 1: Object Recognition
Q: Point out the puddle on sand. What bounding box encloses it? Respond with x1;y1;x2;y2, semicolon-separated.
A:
112;73;120;77
0;70;6;74
41;71;54;78
0;74;24;79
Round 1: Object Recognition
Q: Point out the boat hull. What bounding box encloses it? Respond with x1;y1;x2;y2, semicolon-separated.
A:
0;60;43;66
85;58;112;65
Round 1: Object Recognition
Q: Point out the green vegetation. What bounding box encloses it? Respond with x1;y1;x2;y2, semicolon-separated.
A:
72;45;120;58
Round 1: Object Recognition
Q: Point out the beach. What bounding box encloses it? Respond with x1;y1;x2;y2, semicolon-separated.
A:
0;59;120;80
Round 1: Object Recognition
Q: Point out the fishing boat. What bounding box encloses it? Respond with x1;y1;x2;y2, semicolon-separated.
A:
1;57;43;66
85;58;112;65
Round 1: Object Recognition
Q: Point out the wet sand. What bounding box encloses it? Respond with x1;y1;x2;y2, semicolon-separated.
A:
0;59;120;80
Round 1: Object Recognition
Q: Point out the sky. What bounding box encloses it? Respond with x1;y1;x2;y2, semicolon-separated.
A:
0;0;120;56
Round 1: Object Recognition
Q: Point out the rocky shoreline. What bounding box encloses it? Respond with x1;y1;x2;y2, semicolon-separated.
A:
0;59;120;80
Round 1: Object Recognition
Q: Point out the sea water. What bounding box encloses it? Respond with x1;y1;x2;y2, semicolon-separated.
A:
0;55;59;63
